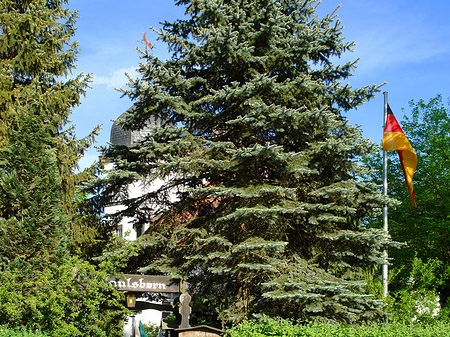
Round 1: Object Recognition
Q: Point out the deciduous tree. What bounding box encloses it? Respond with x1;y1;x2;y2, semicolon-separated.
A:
366;95;450;309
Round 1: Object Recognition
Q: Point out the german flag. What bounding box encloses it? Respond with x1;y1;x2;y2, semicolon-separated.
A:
382;105;417;207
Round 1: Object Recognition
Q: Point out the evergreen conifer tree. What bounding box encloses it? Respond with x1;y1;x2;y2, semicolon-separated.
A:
0;113;70;266
0;0;102;262
96;0;393;324
0;1;126;335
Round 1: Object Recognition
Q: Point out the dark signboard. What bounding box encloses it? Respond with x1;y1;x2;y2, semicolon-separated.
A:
107;274;180;293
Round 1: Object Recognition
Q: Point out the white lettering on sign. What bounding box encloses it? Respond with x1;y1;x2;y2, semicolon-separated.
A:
107;274;179;293
108;279;168;290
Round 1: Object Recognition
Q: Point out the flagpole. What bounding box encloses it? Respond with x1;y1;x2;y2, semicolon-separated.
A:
382;92;389;298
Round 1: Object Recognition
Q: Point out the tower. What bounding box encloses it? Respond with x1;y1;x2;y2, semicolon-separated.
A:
106;109;164;240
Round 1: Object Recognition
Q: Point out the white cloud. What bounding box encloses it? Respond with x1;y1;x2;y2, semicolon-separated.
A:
344;3;450;74
352;25;450;74
92;66;139;90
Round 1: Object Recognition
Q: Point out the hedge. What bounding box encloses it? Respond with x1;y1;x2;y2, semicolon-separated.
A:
226;316;450;337
0;326;49;337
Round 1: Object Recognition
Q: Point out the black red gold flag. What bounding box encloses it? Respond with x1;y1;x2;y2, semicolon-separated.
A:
382;105;417;207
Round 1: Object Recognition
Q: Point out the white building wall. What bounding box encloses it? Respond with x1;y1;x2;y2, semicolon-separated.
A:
106;114;178;335
123;309;162;337
103;169;173;240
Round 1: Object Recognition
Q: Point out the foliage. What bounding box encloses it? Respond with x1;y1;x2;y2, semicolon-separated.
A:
0;258;126;337
363;257;448;324
0;0;104;259
384;257;444;324
92;0;393;324
226;315;450;337
0;0;126;335
362;266;384;299
0;113;70;266
141;322;160;337
386;288;440;324
365;95;450;307
0;326;49;337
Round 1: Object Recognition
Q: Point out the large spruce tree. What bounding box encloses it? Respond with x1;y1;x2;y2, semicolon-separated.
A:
97;0;392;324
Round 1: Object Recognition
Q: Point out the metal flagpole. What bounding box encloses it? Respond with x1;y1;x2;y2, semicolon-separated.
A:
382;92;389;298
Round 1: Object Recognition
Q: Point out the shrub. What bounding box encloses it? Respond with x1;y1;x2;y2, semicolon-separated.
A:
385;257;444;323
0;326;49;337
226;315;450;337
0;258;126;337
141;322;160;337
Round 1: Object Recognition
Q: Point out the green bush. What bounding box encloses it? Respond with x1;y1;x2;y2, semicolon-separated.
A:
226;315;450;337
384;257;443;324
0;326;49;337
141;322;160;337
386;288;441;324
0;258;127;337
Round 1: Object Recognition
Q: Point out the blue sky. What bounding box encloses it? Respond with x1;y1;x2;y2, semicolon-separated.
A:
70;0;450;168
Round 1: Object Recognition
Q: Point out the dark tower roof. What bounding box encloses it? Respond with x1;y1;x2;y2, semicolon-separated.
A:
110;110;161;146
110;112;132;146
